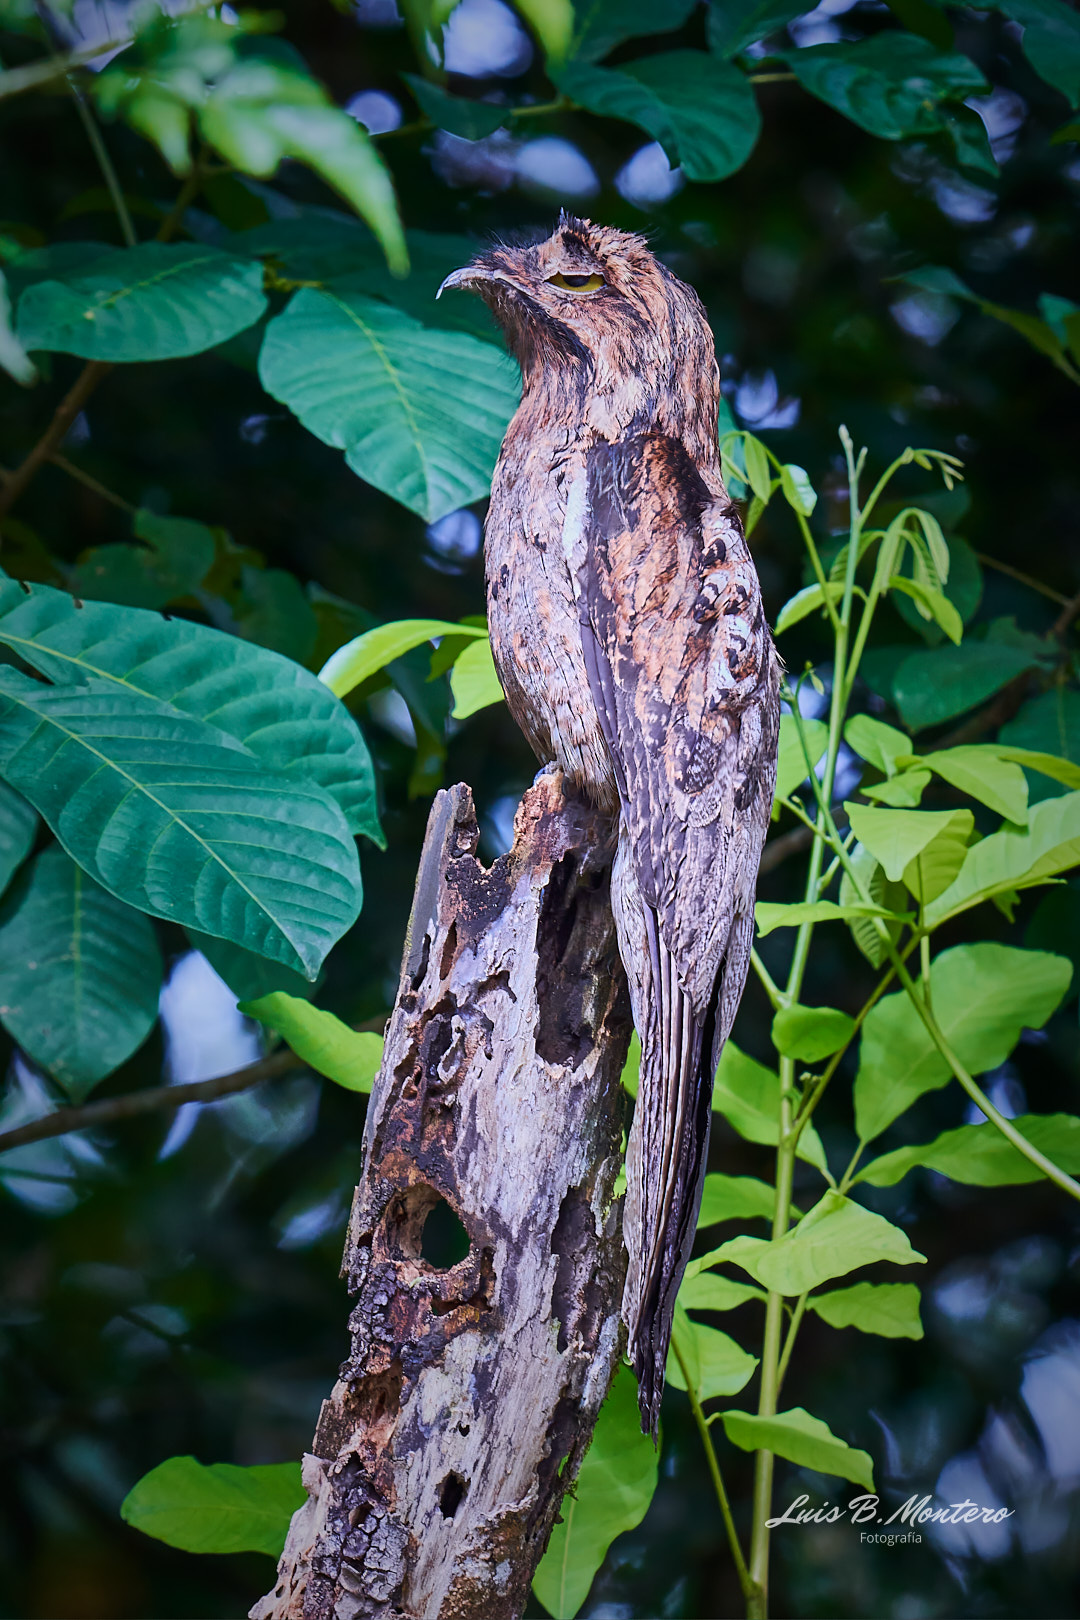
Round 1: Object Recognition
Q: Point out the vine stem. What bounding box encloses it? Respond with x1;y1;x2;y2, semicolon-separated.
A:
672;1339;758;1609
69;83;137;247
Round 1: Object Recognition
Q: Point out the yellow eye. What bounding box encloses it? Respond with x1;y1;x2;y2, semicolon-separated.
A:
547;272;605;293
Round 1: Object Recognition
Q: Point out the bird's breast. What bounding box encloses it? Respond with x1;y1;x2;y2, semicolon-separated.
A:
485;446;617;807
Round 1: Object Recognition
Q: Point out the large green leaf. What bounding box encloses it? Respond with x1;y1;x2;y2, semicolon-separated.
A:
910;745;1029;825
780;33;985;139
121;1456;304;1558
997;0;1080;107
706;2;807;58
0;670;361;979
569;0;699;63
712;1042;830;1177
320;618;486;698
678;1271;765;1311
241;992;383;1094
891;637;1045;730
927;792;1080;926
755;898;904;937
854;943;1072;1142
857;1113;1080;1189
258;289;521;522
0;781;37;900
0;577;379;842
708;1192;925;1295
772;1004;854;1063
70;509;217;611
698;1173;791;1227
450;637;505;719
531;1364;658;1620
555;52;761;181
0;845;161;1101
1001;690;1080;803
808;1281;923;1340
16;243;267;362
845;803;973;904
667;1306;759;1400
718;1407;874;1491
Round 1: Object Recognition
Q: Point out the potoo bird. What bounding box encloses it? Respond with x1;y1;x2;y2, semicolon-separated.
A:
440;216;780;1433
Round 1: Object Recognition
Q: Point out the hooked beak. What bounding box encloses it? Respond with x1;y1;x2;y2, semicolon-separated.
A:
436;265;517;300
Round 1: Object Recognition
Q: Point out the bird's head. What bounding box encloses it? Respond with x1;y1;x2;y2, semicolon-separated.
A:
438;215;718;442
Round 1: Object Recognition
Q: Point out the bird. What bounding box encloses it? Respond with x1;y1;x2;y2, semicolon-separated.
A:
439;215;780;1434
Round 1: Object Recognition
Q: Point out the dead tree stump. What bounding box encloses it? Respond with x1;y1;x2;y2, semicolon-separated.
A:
253;773;633;1620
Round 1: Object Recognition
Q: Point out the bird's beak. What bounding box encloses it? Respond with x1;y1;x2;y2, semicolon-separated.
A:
436;265;513;300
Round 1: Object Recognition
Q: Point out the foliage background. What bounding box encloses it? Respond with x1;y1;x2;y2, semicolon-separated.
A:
1;0;1079;1616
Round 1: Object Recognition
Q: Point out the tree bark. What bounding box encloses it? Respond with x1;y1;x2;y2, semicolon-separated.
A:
252;772;633;1620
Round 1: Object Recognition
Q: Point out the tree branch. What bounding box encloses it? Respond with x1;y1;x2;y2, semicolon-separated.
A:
0;1049;301;1155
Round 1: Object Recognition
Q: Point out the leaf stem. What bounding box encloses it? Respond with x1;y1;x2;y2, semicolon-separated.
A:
69;83;137;247
672;1338;757;1606
776;1294;808;1391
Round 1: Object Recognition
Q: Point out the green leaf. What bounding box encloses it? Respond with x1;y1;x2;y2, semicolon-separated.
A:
772;1004;855;1063
808;1281;923;1340
569;0;699;64
839;844;910;968
854;943;1072;1141
0;669;361;980
718;1407;874;1491
620;1030;641;1099
858;1113;1080;1189
531;1364;658;1620
240;992;383;1093
998;0;1080;108
698;1173;794;1227
554;52;761;182
755;899;905;937
887;576;963;645
70;509;217;611
0;267;36;385
941;103;998;177
512;0;574;62
678;1271;765;1311
667;1306;759;1400
198;55;407;275
258;289;521;522
16;244;267;362
926;791;1080;926
0;781;37;900
900;815;974;906
844;802;973;886
891;635;1045;731
778;462;817;516
450;636;505;719
780;33;985;140
712;1042;830;1177
774;583;845;635
775;713;828;801
121;1456;304;1558
844;715;913;778
320;618;487;698
0;576;379;843
0;845;161;1101
710;1191;925;1295
705;2;814;58
1000;690;1080;803
233;565;319;665
401;74;508;140
860;769;930;808
189;930;318;1003
913;745;1029;824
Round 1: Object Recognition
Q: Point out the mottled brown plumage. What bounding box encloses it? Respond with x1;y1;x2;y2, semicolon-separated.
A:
440;216;780;1433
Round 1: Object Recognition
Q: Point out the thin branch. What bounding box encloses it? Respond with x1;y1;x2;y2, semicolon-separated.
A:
69;84;137;247
672;1338;757;1607
47;452;136;513
975;552;1070;608
758;823;813;874
0;35;134;100
0;1049;301;1155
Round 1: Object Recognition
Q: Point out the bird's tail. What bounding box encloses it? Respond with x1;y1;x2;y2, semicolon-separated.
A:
620;924;715;1438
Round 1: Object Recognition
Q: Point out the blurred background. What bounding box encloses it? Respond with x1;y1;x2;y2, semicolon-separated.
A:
1;0;1079;1615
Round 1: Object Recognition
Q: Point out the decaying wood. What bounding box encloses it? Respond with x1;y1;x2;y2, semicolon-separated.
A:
252;772;633;1620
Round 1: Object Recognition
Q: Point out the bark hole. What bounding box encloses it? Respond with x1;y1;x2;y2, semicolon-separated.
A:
535;849;609;1067
550;1185;593;1353
421;1196;471;1270
438;1473;468;1519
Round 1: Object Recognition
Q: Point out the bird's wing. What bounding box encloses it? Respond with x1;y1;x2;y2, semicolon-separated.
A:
576;430;778;1022
573;430;779;1429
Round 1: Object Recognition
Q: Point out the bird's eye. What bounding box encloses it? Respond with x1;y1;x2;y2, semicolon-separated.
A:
547;272;605;292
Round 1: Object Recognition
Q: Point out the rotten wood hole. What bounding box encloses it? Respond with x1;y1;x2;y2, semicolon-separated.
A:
253;773;634;1620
